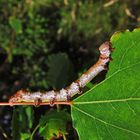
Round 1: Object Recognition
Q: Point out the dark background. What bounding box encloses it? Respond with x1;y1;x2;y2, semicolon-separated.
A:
0;0;140;139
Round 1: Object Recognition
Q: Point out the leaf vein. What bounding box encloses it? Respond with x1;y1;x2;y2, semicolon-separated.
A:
73;105;139;136
118;41;135;69
105;123;115;140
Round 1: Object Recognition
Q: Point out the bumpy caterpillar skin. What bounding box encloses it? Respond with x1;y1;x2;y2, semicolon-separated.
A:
9;41;112;106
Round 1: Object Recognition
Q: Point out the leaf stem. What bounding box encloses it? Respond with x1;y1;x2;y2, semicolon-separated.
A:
30;124;40;140
63;134;67;140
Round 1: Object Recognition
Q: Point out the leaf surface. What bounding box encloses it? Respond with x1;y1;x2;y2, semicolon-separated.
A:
71;29;140;140
12;106;34;140
47;53;74;89
39;110;71;140
9;17;22;34
12;108;21;140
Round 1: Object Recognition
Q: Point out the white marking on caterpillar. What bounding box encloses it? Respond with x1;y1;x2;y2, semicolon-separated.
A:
9;41;112;106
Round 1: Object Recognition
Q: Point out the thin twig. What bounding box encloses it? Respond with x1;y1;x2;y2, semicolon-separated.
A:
0;101;72;106
103;0;118;8
30;124;40;140
63;134;67;140
0;127;10;140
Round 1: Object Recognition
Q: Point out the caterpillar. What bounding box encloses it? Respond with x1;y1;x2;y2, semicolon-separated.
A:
9;41;112;106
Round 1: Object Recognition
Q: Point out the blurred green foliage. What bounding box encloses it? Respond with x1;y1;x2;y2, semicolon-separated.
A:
39;109;71;139
47;53;74;89
12;106;34;140
0;0;140;139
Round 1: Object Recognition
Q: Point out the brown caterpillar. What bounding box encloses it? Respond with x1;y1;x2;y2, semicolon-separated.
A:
9;41;112;106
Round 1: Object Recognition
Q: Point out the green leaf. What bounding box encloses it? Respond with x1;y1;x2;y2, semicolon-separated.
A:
12;108;21;140
19;106;34;131
12;107;34;140
71;29;140;140
39;110;71;140
47;53;74;89
9;17;22;34
21;133;30;140
24;106;34;129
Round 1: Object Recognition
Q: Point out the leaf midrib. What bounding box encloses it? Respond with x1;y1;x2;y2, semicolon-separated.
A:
74;97;140;104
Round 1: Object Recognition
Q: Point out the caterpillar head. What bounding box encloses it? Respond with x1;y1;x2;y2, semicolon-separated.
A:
99;41;112;58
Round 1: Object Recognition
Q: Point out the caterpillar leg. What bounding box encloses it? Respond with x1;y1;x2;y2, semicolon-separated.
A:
34;98;42;107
